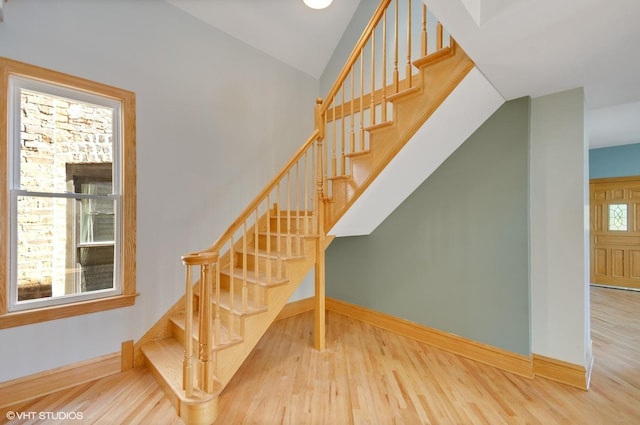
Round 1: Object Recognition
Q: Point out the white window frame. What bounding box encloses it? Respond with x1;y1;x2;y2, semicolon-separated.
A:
8;78;123;311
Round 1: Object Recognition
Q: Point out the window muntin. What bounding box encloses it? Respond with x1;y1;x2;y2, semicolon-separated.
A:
7;77;122;311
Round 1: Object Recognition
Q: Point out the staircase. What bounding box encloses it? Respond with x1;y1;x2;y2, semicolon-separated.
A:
135;1;477;423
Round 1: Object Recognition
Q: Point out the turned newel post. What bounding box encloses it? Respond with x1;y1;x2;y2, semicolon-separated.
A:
314;98;326;351
181;250;218;396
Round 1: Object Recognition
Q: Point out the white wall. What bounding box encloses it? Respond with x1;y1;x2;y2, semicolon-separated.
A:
0;0;318;382
530;88;591;366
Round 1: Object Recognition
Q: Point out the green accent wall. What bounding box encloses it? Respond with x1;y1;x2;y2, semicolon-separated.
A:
326;97;531;355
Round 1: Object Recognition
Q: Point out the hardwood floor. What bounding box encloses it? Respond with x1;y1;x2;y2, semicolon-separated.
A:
2;286;639;424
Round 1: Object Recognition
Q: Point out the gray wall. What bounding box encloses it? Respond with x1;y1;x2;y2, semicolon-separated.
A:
530;88;590;365
326;97;531;355
0;0;318;382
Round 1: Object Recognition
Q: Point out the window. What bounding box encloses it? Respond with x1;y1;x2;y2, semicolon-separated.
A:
0;57;136;328
608;204;628;231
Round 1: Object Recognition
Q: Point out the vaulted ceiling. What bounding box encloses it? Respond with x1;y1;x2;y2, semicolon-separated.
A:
169;0;640;148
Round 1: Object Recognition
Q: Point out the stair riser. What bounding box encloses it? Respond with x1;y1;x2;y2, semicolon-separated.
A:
257;234;305;256
171;314;243;351
220;273;266;301
233;253;288;278
263;216;314;234
170;321;196;354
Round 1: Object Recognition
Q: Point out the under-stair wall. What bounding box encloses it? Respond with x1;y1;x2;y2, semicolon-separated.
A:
329;67;504;236
327;97;531;355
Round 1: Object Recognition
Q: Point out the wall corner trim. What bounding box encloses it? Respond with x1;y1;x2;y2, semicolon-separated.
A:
121;340;135;372
0;351;121;409
326;297;534;379
532;353;590;390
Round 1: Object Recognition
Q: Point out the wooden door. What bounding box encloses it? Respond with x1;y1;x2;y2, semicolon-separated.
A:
590;176;640;289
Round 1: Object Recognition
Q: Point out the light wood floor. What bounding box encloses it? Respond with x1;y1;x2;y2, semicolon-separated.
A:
2;286;639;424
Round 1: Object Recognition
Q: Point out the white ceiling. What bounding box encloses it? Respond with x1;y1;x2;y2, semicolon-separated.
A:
166;0;640;148
426;0;640;148
165;0;361;79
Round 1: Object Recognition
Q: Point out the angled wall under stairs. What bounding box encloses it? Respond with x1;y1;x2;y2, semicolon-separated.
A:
330;66;504;236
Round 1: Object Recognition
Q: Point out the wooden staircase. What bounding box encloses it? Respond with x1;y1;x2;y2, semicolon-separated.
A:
135;209;322;423
134;1;476;423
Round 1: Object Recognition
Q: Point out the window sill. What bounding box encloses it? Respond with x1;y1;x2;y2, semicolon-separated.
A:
0;293;138;329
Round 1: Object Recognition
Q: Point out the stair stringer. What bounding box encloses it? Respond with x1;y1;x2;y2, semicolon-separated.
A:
330;63;506;236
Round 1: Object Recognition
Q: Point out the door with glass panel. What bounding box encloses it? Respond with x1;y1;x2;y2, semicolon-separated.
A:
590;176;640;289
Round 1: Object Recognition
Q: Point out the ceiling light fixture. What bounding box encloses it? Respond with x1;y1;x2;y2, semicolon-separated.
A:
303;0;333;10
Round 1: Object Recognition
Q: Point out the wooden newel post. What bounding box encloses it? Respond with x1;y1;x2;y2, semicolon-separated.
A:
199;262;213;392
182;261;195;397
314;98;326;351
181;250;219;396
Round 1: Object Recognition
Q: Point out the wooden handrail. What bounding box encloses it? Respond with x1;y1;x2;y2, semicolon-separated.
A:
321;0;392;115
203;129;320;255
182;251;218;266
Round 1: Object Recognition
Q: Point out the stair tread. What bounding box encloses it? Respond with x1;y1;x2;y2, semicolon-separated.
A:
258;230;317;242
327;175;353;181
257;230;313;238
141;338;222;401
365;120;394;132
171;310;245;351
412;45;454;69
235;247;305;261
387;85;421;102
345;149;371;158
270;210;315;217
221;267;289;287
217;289;268;316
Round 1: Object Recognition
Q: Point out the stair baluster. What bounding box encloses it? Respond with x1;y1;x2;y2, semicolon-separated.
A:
406;0;412;87
421;4;427;57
